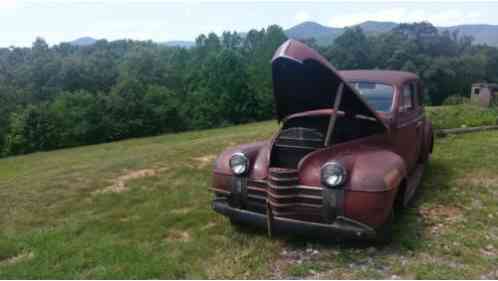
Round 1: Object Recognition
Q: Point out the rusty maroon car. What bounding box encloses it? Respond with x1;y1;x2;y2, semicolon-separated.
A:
211;40;434;243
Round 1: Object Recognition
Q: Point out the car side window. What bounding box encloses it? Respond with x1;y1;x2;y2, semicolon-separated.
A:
401;83;415;112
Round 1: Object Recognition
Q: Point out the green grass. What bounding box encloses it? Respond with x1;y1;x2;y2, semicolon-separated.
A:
426;104;498;130
1;119;498;279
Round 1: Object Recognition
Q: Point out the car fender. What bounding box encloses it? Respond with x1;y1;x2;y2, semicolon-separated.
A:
298;144;407;227
342;149;407;226
298;144;407;192
213;140;270;180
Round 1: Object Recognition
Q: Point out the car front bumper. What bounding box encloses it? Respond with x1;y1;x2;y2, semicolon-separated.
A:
212;198;376;240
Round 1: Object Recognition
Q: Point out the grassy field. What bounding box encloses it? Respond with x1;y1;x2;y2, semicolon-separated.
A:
1;119;498;279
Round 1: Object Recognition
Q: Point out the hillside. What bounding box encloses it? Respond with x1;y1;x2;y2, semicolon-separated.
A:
1;112;498;278
284;21;498;46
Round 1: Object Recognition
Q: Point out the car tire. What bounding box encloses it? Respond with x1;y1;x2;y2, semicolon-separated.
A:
373;211;394;245
394;181;406;210
419;134;433;164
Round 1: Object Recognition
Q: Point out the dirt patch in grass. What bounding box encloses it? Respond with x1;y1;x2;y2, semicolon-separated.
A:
456;171;498;189
419;205;463;220
270;246;324;279
94;169;159;194
272;245;403;279
192;155;216;169
480;244;497;257
415;252;465;271
419;205;463;236
481;269;498;279
155;166;171;173
200;222;217;230
119;215;141;222
0;251;34;265
165;230;191;242
171;207;193;215
271;256;290;279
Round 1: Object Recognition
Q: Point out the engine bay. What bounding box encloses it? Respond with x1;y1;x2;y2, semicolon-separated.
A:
270;113;383;169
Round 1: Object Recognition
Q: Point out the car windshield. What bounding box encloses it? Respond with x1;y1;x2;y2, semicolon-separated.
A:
350;81;394;112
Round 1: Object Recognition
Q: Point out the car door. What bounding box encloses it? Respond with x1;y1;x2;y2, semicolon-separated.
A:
395;80;423;172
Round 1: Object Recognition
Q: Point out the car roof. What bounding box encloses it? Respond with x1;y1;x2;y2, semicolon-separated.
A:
339;70;419;87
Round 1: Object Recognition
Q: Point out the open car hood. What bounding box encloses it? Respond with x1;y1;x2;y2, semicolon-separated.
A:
271;39;387;129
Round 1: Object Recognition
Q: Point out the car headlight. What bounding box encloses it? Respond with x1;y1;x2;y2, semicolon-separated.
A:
229;152;249;176
321;161;347;187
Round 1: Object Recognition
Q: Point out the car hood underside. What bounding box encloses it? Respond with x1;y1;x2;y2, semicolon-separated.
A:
271;39;386;131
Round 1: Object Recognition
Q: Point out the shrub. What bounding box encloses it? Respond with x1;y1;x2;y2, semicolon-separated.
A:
442;95;470;105
426;104;498;129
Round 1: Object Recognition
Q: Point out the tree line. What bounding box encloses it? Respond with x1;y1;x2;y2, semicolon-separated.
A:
1;22;497;156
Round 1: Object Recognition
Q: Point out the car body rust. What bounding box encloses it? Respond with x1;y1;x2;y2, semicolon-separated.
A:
210;39;434;243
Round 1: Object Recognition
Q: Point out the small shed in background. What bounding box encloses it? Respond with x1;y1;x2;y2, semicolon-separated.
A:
470;83;498;107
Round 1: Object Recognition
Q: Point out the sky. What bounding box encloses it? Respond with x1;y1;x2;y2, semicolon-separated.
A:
1;1;498;47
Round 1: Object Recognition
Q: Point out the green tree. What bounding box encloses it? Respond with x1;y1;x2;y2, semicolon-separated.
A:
324;27;371;69
3;104;62;155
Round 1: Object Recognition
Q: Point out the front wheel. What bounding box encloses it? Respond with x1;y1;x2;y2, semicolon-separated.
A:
419;134;433;164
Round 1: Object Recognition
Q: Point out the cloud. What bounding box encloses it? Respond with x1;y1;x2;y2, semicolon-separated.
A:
184;7;192;17
328;8;483;27
0;0;18;9
295;11;310;23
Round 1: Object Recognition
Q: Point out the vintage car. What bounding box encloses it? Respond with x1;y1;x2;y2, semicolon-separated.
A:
210;39;433;243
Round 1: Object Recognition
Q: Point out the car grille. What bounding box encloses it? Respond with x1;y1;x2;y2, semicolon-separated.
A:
246;167;325;223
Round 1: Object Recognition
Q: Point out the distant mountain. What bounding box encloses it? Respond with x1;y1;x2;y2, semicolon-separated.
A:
439;24;498;46
284;21;498;47
162;40;195;48
69;37;98;46
68;37;195;48
285;21;342;46
66;21;498;49
357;21;398;34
